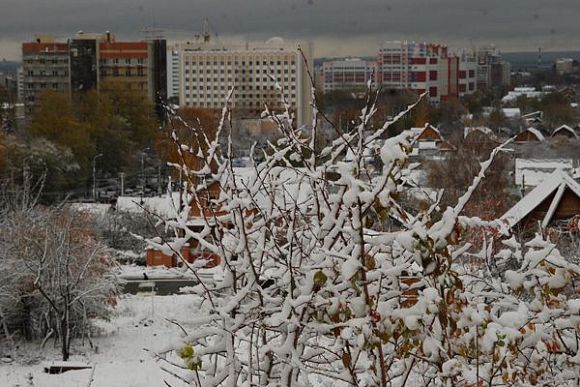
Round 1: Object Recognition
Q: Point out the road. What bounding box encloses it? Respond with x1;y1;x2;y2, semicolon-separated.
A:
120;278;199;295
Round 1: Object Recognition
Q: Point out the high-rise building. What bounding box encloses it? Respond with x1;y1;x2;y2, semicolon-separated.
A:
168;38;313;127
555;58;575;75
322;58;376;93
458;51;477;97
21;35;70;112
376;41;476;104
476;45;511;90
20;32;167;112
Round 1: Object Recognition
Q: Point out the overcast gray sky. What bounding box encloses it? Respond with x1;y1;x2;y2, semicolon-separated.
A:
1;0;579;60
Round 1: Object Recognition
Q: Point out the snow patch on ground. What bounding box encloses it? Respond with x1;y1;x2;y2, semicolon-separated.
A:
0;294;199;387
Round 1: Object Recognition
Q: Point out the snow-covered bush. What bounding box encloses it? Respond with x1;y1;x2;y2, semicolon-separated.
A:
0;180;117;360
150;82;579;386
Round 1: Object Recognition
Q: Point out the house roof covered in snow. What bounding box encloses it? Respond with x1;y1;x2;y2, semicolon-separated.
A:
514;159;574;187
502;108;521;118
463;126;495;138
116;193;186;219
551;125;578;139
514;127;545;143
501;170;580;229
410;123;442;142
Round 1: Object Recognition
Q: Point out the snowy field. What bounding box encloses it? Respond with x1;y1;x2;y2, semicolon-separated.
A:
1;294;197;387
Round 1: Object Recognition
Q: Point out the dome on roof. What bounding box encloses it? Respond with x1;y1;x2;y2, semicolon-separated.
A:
265;37;285;46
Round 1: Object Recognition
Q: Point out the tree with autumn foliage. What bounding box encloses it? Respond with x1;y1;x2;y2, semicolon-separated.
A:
0;179;116;360
155;107;219;182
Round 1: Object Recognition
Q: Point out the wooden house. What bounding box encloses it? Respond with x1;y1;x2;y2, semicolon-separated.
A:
551;125;579;140
464;126;500;146
410;123;455;156
501;170;580;235
514;127;545;143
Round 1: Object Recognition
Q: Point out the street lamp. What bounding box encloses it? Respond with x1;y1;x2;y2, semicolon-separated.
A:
92;153;103;202
140;147;150;203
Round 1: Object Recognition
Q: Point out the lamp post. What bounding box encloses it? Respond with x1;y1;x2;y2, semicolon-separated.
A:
92;153;103;201
140;147;150;203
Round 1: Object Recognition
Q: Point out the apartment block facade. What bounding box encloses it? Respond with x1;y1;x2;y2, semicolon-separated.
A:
168;39;313;127
376;41;477;104
20;32;167;111
476;45;511;90
21;36;71;110
458;51;477;97
322;58;376;93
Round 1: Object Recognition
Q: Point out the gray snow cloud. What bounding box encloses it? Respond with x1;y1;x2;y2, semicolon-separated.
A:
1;0;579;60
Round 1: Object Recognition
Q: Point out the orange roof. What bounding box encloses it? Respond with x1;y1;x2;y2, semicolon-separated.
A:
22;42;68;54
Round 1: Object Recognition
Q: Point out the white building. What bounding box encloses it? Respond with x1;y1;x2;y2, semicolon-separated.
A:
458;51;477;97
167;38;313;127
166;47;181;101
322;58;376;93
376;41;476;104
555;58;574;75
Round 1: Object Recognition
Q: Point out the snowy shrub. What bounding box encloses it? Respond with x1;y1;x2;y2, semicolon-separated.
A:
0;181;117;360
149;81;580;386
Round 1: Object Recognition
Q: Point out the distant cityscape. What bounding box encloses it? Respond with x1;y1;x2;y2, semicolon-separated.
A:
3;29;580;122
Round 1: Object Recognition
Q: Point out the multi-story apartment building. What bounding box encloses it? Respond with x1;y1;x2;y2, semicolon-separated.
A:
458;51;477;97
169;39;313;127
20;32;167;112
476;45;511;90
21;35;70;111
167;46;181;101
376;41;477;104
322;58;376;93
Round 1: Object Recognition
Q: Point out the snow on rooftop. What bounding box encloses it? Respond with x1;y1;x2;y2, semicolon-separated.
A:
523;127;545;141
501;108;521;118
464;126;494;139
515;159;574;187
116;193;184;219
502;170;580;229
552;124;578;139
502;89;544;103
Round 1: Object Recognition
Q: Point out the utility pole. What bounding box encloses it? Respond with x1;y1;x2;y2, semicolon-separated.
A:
140;147;150;204
92;153;103;202
157;164;162;197
120;172;125;196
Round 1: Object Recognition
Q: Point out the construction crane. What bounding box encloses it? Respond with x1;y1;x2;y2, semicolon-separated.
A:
141;18;221;45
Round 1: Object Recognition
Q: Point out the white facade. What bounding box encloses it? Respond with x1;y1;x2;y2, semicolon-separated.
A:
168;39;313;127
322;58;376;93
458;52;477;97
166;46;181;100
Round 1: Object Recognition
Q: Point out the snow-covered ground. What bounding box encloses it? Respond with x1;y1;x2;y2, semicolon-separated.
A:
1;294;197;387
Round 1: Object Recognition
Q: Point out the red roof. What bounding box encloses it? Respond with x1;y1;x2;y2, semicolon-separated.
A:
99;42;148;59
22;42;68;54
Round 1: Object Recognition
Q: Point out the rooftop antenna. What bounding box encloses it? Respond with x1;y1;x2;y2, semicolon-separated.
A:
142;27;165;41
202;18;210;43
538;47;543;68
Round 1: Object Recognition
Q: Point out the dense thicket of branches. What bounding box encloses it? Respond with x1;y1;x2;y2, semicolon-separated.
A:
149;79;579;386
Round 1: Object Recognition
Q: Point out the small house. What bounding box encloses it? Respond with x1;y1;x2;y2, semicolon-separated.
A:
464;126;499;145
514;127;545;143
551;125;578;140
410;123;455;157
501;170;580;235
